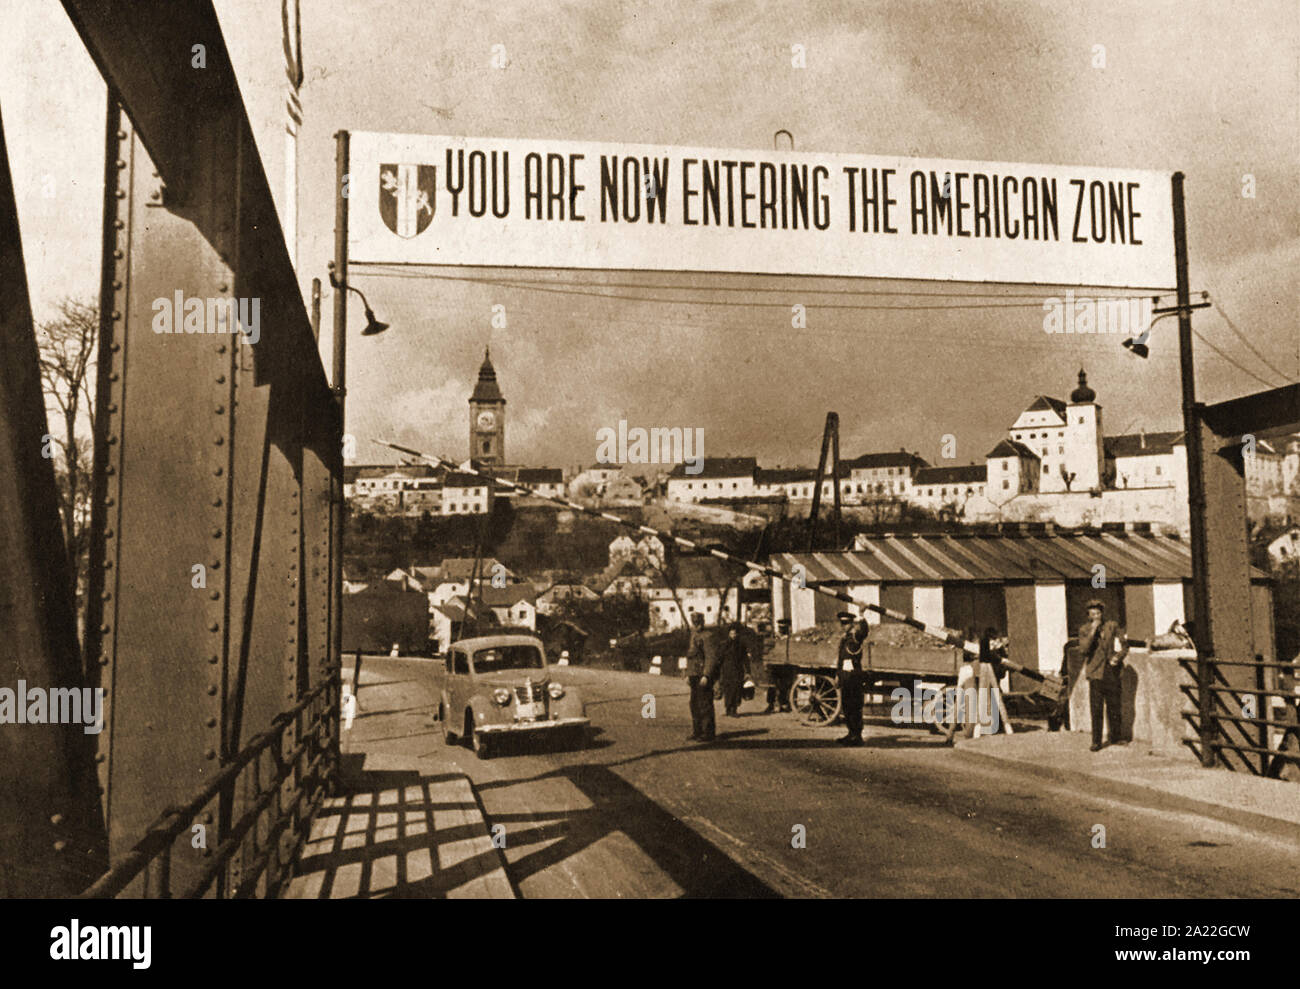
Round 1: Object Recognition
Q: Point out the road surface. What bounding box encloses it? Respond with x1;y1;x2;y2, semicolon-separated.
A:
340;656;1300;898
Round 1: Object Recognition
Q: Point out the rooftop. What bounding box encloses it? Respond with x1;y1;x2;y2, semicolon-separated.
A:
914;464;988;485
773;529;1272;584
667;456;757;480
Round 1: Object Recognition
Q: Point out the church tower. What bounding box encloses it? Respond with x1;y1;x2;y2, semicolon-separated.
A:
469;346;506;464
1064;368;1104;491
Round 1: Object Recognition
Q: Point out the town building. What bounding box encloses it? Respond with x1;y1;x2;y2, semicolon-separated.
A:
644;557;744;631
666;457;758;502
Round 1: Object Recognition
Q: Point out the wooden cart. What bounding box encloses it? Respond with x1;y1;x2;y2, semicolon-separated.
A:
766;635;965;730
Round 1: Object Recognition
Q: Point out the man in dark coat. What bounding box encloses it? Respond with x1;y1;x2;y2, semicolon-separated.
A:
1077;599;1128;751
718;623;752;716
684;612;720;741
837;613;869;746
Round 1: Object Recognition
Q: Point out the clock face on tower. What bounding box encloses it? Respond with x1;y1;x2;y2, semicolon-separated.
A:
476;410;497;431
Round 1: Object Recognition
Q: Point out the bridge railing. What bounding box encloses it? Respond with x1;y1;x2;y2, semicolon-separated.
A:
80;679;337;899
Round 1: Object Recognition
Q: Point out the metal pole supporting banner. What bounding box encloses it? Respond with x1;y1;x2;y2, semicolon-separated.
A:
328;131;349;785
1172;172;1216;768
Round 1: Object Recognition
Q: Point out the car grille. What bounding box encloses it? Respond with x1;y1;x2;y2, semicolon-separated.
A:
514;683;546;703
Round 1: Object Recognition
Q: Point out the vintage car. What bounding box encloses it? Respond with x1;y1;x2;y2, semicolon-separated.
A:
437;634;590;758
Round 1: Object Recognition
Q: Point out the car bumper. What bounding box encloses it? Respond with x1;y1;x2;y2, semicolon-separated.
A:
476;716;590;735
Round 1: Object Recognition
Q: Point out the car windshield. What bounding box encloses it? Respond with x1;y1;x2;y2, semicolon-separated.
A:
472;645;545;674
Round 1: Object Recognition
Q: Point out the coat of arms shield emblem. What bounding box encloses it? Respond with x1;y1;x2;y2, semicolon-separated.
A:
379;163;436;238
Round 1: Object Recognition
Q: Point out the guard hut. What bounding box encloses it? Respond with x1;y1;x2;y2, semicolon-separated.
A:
771;524;1275;680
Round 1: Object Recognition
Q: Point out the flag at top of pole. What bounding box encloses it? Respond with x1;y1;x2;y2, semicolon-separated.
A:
282;0;303;272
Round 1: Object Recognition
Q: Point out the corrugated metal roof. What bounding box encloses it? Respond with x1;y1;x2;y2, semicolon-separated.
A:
774;531;1270;583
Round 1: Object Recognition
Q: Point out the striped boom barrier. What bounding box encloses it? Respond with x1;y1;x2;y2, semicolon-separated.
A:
373;439;1064;689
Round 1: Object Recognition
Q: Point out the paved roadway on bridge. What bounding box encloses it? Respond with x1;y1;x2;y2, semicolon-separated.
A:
347;656;1300;898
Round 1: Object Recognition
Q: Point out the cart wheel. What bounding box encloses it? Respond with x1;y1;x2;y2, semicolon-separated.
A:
920;689;957;743
789;673;841;727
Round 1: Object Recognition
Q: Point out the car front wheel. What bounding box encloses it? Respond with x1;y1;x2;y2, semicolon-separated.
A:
471;726;492;759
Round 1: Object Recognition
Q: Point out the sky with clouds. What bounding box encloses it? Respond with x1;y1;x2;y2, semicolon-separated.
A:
3;0;1296;471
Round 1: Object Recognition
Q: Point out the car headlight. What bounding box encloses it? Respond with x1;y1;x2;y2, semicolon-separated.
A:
548;682;565;699
492;688;511;706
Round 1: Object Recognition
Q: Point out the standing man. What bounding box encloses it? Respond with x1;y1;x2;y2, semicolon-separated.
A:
684;612;720;742
1077;599;1127;751
718;622;752;717
837;612;869;746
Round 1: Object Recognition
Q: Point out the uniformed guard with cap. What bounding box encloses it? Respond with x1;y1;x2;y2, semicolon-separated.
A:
836;612;869;746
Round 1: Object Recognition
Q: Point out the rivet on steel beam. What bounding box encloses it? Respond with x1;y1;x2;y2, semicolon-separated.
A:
217;344;227;355
107;403;118;413
99;658;109;666
215;405;225;415
203;813;213;824
99;625;110;634
111;310;121;320
50;814;64;826
105;466;115;476
113;249;123;259
213;497;222;507
112;280;122;289
102;592;111;601
218;284;228;293
115;190;125;199
53;840;68;853
109;373;119;382
214;436;223;446
207;685;218;696
107;436;117;445
215;374;225;384
110;343;120;352
105;529;113;538
210;591;220;600
205;750;216;760
213;466;223;476
209;655;219;664
210;560;220;569
105;497;115;506
95;754;106;763
115;130;126;139
104;560;112;569
208;622;220;632
207;717;217;727
114;220;124;230
116;159;126;169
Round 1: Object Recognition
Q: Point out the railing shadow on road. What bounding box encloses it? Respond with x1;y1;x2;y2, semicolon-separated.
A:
289;768;514;899
352;703;432;721
478;761;781;898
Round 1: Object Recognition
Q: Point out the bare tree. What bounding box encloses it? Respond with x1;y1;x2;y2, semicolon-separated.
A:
35;298;98;607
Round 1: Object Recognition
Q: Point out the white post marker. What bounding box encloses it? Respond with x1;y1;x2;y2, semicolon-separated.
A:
557;650;570;666
650;655;662;676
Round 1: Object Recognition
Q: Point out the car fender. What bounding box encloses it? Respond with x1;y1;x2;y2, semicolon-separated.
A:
467;693;503;729
552;684;585;720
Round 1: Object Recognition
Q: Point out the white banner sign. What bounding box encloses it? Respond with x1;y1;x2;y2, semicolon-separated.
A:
348;131;1175;287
